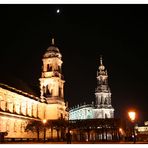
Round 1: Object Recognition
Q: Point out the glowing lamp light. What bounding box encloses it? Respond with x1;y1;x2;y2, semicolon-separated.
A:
128;111;136;122
119;128;122;132
119;128;123;135
43;119;47;124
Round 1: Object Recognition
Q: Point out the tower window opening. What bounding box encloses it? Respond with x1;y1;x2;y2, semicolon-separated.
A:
54;71;59;77
59;87;62;98
104;98;108;104
100;95;103;105
58;66;61;73
105;114;108;118
60;113;63;119
46;85;51;97
43;86;46;97
47;64;52;71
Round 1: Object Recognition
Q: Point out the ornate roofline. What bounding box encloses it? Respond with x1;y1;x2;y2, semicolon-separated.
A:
0;83;41;102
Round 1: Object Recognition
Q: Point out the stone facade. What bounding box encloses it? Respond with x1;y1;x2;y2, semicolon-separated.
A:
0;39;68;139
0;84;42;138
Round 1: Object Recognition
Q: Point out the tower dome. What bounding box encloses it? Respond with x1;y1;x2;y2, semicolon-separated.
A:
99;64;105;71
43;38;62;59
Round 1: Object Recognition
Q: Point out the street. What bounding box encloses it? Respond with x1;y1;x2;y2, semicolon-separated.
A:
1;141;148;144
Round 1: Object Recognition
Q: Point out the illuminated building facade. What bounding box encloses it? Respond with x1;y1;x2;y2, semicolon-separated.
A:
69;57;114;120
136;121;148;134
135;121;148;141
0;39;68;139
39;39;68;120
0;83;42;139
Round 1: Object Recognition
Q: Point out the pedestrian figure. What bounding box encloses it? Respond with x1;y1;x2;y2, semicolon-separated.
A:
66;130;72;144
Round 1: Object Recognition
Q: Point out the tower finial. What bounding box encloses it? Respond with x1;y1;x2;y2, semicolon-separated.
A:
51;38;55;45
99;55;105;71
100;55;103;65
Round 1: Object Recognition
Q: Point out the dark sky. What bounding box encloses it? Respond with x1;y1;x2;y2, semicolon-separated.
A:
0;4;148;124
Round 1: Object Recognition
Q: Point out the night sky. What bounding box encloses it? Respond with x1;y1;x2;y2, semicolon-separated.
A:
0;4;148;124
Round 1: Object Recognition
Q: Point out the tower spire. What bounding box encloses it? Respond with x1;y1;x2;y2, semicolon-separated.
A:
99;55;105;71
51;38;55;45
100;55;103;65
95;57;114;118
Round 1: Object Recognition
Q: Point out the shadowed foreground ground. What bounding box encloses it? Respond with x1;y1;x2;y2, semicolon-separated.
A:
1;141;148;144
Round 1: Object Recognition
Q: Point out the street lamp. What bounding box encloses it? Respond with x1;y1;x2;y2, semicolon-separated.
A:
128;111;136;122
43;119;47;142
128;111;136;143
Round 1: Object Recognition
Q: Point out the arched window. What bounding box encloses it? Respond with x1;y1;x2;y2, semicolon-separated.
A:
105;114;108;119
43;86;46;97
45;85;51;97
58;66;61;73
46;85;49;95
47;64;50;71
59;87;61;97
5;101;8;112
104;98;107;104
60;113;63;119
47;64;52;71
50;89;53;96
100;95;103;104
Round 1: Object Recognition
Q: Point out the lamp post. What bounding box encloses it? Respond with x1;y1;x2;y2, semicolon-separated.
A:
128;111;136;143
43;119;47;143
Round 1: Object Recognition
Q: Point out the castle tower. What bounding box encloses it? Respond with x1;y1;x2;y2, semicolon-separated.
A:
94;56;114;118
39;38;68;120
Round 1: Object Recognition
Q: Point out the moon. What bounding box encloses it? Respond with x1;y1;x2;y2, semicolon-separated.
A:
56;9;60;14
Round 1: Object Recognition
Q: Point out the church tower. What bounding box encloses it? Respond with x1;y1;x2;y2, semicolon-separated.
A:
94;56;114;118
39;38;68;120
